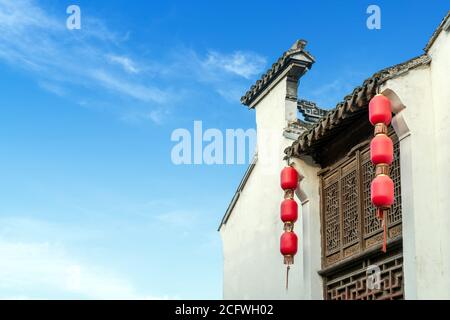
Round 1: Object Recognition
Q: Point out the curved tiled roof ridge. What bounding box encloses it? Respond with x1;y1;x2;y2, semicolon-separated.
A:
424;10;450;52
240;39;315;106
285;53;431;159
285;10;449;159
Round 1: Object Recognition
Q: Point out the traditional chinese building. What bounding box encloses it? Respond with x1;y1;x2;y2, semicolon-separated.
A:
219;11;450;300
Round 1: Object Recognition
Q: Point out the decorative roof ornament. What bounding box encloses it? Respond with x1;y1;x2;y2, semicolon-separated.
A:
297;99;328;123
289;39;307;51
241;39;315;107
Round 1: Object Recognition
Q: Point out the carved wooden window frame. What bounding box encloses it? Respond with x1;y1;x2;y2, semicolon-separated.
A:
319;130;402;269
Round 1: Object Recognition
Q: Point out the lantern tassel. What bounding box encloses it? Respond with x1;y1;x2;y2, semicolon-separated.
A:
285;265;290;291
376;207;383;220
377;208;387;253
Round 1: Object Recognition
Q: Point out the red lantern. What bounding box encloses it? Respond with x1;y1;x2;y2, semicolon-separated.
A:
370;134;394;165
281;199;298;223
369;94;392;126
280;166;298;190
280;231;298;256
371;175;394;208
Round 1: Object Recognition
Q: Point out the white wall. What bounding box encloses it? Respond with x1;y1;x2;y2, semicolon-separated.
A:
291;156;322;299
220;75;323;299
381;27;450;299
428;26;450;299
221;24;450;300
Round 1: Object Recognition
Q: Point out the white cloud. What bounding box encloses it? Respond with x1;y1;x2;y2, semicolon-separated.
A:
163;48;266;102
107;54;140;74
0;216;169;300
0;0;267;120
0;0;169;121
203;51;266;79
90;70;169;104
0;0;60;31
0;240;146;299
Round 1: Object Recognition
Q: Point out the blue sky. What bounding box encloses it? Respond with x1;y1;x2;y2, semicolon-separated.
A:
0;0;447;299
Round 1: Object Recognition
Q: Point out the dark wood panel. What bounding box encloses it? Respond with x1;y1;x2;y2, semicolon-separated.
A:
319;129;404;300
324;246;404;300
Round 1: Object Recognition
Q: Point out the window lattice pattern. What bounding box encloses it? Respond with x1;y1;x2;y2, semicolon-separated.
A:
342;171;359;245
388;142;402;225
324;181;340;254
325;252;404;300
362;158;382;235
321;133;402;267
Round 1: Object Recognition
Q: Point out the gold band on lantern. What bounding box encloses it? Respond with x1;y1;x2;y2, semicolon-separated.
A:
375;164;390;176
284;189;294;199
284;255;294;265
374;123;388;136
284;222;294;232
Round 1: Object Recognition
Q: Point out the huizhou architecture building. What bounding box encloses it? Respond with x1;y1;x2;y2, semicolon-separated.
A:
219;11;450;300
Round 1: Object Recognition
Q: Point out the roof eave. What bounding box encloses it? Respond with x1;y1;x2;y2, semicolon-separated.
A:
424;10;450;52
240;40;315;108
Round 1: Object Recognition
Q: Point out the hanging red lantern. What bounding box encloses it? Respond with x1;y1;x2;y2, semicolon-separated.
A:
280;198;298;223
371;174;394;208
370;134;394;165
280;230;298;290
369;94;395;254
280;163;300;290
280;231;298;258
369;94;392;126
280;166;298;190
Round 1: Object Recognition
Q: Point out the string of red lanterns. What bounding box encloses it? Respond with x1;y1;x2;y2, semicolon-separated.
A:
276;95;393;287
280;165;299;290
369;94;395;253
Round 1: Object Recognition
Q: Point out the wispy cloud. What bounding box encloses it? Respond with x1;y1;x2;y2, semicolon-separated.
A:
0;0;266;120
202;51;266;79
164;48;266;102
0;0;169;123
0;240;151;299
90;69;169;104
0;216;171;299
107;54;140;74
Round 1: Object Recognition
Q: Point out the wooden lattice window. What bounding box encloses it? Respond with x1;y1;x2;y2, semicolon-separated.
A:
319;131;404;300
320;132;402;267
324;247;404;300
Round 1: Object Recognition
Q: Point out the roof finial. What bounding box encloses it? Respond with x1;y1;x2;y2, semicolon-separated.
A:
290;39;307;51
